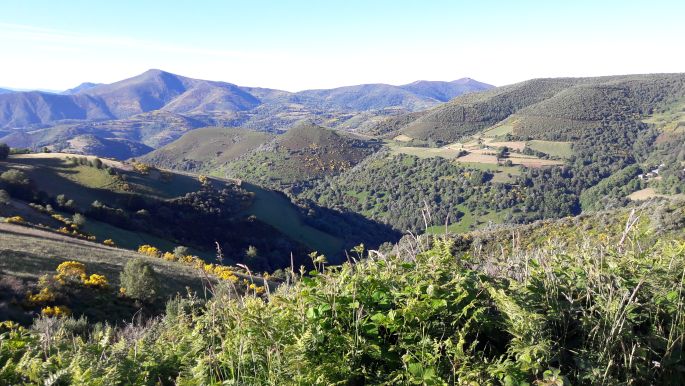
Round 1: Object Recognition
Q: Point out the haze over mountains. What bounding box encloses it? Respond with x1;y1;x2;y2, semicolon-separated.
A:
0;69;492;128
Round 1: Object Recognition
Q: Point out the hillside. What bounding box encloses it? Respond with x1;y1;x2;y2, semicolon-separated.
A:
221;122;383;187
0;153;397;266
381;74;685;143
2;199;684;384
0;153;311;267
0;221;205;323
139;126;274;172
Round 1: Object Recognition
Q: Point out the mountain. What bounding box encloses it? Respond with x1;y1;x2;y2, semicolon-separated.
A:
0;70;492;156
399;77;493;101
62;82;102;95
0;88;13;95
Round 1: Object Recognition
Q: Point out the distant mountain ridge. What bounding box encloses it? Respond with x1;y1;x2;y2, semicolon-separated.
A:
0;69;493;129
62;82;103;95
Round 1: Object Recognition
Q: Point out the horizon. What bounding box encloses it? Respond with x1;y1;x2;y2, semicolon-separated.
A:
3;67;685;95
2;0;684;91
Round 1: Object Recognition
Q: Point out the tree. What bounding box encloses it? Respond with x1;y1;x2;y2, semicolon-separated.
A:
72;213;86;227
0;143;9;160
120;258;160;303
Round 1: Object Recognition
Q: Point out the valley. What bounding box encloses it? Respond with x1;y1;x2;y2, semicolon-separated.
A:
2;70;685;385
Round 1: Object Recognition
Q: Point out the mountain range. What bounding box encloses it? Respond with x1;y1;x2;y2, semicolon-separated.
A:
0;70;492;157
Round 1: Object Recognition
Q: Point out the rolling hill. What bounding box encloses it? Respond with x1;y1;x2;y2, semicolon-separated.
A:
139;126;274;172
220;122;383;187
379;74;685;143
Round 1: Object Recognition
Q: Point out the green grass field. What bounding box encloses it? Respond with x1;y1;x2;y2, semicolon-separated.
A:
4;155;202;209
481;121;515;137
526;140;574;158
425;204;509;234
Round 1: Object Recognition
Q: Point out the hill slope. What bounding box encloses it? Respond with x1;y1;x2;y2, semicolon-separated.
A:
386;74;685;143
220;122;382;187
139;127;274;172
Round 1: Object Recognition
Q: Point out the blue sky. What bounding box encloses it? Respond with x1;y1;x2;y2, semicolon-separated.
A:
1;0;683;91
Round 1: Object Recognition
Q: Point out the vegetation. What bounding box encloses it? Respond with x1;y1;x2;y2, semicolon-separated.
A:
299;152;518;232
1;201;684;384
119;258;160;303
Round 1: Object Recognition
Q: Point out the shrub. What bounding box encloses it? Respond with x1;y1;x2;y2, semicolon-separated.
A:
103;239;116;247
55;261;86;284
27;287;56;305
0;169;29;185
5;216;25;224
40;305;71;317
82;274;108;288
120;258;160;303
138;244;161;257
72;213;86;227
173;246;189;258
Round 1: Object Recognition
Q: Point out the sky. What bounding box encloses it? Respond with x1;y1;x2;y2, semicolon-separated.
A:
1;0;683;92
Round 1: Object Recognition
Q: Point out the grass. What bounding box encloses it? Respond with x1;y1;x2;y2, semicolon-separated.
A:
4;155;202;208
425;204;509;234
642;97;685;132
388;145;462;159
482;123;515;137
526;140;574;158
240;182;344;259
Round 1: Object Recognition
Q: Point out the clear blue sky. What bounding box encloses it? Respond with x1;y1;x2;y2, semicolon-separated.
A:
1;0;683;91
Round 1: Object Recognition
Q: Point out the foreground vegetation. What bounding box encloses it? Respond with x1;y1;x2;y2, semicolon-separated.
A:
1;200;684;385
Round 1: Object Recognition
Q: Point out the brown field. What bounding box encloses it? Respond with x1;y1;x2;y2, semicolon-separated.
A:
628;188;662;201
393;134;413;142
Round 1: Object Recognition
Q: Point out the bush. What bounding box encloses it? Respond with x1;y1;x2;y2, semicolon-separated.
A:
72;213;86;227
0;169;29;186
120;258;160;303
173;246;189;258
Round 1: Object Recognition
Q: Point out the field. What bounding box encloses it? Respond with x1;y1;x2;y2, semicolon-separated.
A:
425;204;509;234
389;136;564;169
526;140;574;158
642;97;685;133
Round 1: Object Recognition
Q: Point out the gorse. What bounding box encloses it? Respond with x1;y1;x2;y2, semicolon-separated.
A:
1;203;685;385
